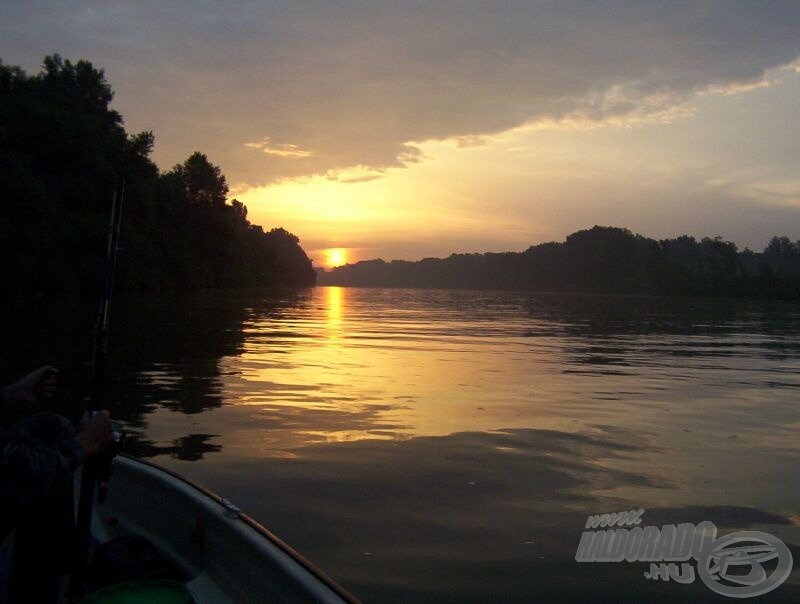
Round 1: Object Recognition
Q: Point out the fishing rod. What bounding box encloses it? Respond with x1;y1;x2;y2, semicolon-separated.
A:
69;182;126;598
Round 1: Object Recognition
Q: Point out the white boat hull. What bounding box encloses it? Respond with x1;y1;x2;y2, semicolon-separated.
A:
91;455;358;604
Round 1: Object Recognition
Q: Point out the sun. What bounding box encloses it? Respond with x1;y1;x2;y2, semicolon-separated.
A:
326;248;347;267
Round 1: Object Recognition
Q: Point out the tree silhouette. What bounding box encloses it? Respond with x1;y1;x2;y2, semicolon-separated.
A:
171;152;229;208
0;55;316;293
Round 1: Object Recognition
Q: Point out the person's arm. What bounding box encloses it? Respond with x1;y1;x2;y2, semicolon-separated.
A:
1;367;112;507
1;412;112;507
0;428;83;506
1;366;57;418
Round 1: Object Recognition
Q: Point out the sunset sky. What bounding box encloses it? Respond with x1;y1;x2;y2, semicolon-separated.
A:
3;2;800;267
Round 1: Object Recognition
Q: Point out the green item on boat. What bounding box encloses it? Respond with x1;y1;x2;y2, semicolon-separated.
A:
78;579;193;603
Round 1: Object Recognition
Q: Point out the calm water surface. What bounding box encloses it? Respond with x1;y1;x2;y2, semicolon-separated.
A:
4;287;800;602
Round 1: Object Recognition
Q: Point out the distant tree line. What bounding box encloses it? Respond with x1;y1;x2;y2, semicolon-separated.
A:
320;226;800;300
0;55;316;294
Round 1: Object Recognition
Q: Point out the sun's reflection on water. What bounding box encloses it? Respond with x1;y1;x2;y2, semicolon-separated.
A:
326;285;344;339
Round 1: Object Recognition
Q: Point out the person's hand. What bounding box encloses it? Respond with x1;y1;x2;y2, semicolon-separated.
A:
75;410;114;459
1;365;58;409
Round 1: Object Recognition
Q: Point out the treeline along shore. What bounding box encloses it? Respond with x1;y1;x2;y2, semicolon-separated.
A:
1;55;316;294
319;226;800;300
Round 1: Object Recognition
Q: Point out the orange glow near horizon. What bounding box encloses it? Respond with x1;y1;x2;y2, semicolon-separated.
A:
326;248;348;267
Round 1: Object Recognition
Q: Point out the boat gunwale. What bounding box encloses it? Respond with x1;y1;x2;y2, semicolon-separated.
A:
118;453;361;604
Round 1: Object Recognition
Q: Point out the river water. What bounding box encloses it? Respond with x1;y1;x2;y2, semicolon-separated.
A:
3;287;799;601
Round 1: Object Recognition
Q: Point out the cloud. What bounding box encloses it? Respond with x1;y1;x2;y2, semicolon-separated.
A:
244;137;312;158
325;166;387;184
3;1;800;185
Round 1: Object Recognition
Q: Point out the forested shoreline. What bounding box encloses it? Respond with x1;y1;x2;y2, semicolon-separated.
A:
0;55;316;294
320;226;800;300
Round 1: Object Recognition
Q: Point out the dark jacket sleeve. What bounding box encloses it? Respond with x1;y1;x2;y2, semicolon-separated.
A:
1;413;83;508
